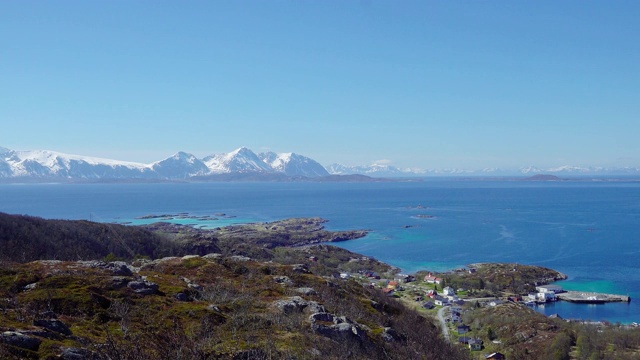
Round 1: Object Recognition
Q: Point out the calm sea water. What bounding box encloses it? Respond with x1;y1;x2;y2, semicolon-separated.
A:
1;180;639;323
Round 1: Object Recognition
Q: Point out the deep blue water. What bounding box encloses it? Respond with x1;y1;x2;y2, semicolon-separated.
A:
1;180;639;323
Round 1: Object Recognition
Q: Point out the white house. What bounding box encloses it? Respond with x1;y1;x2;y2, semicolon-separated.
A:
536;285;564;294
538;291;556;302
424;273;442;284
434;295;449;306
443;286;456;296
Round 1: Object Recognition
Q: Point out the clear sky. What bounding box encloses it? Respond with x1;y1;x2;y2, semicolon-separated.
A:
2;1;638;170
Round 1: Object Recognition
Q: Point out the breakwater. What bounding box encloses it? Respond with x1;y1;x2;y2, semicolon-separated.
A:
557;291;630;304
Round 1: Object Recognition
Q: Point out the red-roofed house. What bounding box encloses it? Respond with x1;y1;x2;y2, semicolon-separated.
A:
424;273;442;284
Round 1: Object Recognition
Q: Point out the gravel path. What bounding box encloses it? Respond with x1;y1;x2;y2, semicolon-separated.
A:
437;306;450;343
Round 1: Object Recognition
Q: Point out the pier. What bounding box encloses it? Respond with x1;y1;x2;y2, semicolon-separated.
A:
557;291;630;304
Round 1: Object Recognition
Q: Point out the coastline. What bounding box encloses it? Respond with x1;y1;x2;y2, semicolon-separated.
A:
103;212;639;324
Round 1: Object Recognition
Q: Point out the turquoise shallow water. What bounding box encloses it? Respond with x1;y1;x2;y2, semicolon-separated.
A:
1;180;639;323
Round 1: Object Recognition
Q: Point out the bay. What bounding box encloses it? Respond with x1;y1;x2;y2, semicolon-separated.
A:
1;180;639;323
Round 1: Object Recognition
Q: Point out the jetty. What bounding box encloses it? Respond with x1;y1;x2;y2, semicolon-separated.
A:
557;291;630;304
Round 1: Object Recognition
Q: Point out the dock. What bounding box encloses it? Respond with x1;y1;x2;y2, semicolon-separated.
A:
557;291;630;304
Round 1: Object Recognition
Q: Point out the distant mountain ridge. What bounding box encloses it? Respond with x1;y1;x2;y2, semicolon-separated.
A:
327;163;640;177
1;145;639;181
0;146;329;181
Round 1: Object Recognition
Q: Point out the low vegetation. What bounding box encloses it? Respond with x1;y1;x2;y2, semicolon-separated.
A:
0;213;466;359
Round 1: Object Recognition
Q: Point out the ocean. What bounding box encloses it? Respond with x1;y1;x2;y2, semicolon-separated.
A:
1;180;639;323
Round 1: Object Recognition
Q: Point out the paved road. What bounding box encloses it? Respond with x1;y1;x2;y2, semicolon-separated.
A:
437;306;450;343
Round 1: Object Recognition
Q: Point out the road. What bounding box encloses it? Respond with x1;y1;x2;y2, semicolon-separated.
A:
437;306;450;343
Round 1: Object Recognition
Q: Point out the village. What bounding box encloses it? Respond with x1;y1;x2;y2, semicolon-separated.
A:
337;265;628;360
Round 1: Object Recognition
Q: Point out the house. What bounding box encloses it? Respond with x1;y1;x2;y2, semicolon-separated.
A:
452;299;466;306
426;289;437;298
536;291;556;302
339;273;350;279
458;336;472;345
424;273;442;284
434;295;449;306
442;286;456;297
447;294;460;302
451;312;461;323
422;301;435;310
488;299;504;307
451;306;462;323
485;352;506;360
387;281;400;290
469;338;483;351
536;285;564;294
382;288;395;296
457;324;471;334
396;274;415;283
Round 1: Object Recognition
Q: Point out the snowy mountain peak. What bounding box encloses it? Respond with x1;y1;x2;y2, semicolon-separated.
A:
151;152;209;178
228;147;255;157
204;147;273;174
259;151;329;177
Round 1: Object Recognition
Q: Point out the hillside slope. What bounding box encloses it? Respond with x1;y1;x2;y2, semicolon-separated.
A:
0;213;470;359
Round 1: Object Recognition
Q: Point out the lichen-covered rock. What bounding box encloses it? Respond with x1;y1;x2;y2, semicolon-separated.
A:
230;255;251;262
309;312;369;343
0;331;42;351
292;264;310;274
61;347;102;360
273;275;293;285
188;282;204;292
203;253;222;260
23;282;37;291
273;296;309;314
381;327;403;342
34;319;72;336
174;292;189;302
79;260;134;276
296;287;316;295
273;296;326;314
127;280;159;295
110;276;131;289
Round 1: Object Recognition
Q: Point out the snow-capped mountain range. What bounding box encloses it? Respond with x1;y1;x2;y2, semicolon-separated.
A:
1;145;639;181
0;146;330;180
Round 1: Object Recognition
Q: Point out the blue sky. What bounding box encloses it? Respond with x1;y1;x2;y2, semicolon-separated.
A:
2;1;638;170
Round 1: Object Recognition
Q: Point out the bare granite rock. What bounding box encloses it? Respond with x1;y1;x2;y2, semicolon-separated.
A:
273;296;326;314
34;319;72;336
1;331;42;351
127;280;160;295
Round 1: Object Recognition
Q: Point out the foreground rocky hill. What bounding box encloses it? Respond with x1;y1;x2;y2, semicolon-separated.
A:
0;213;469;359
0;255;468;359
